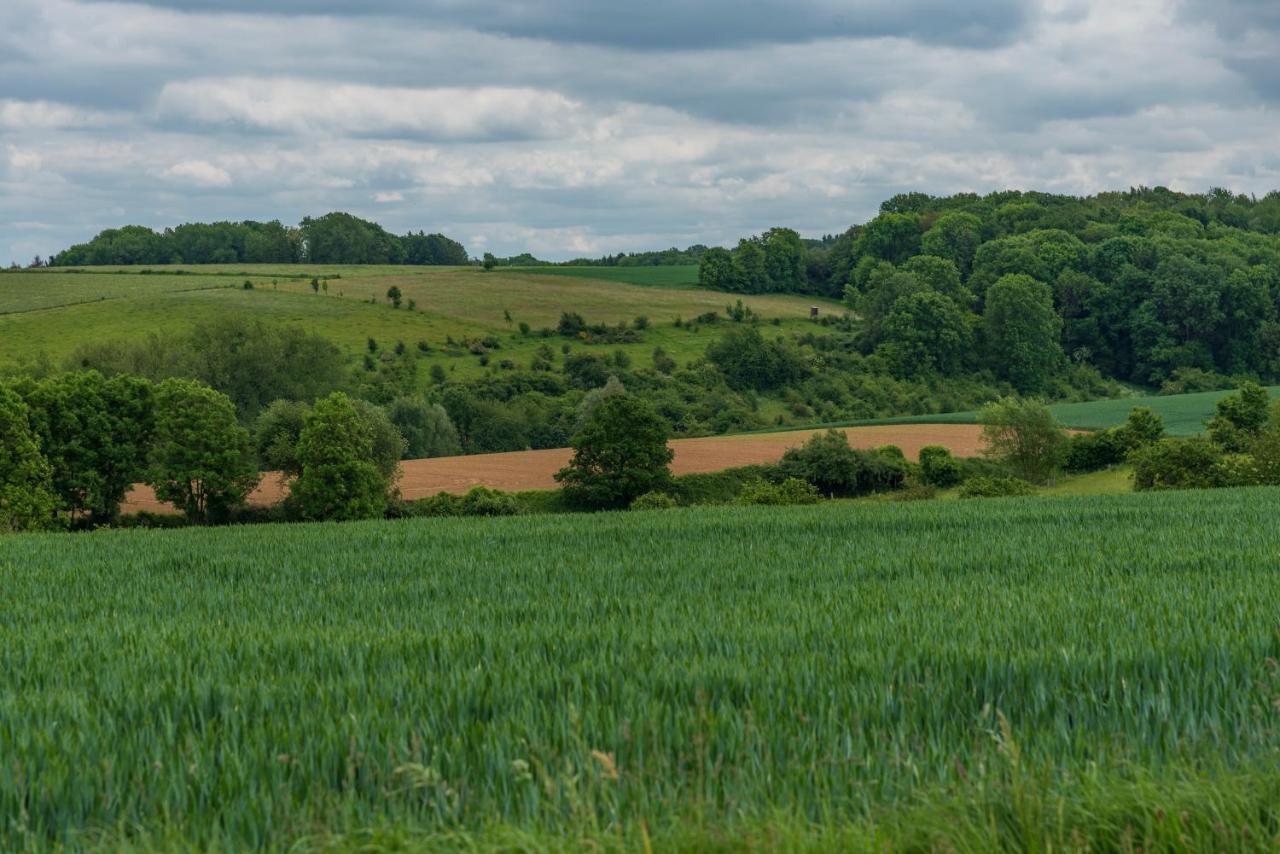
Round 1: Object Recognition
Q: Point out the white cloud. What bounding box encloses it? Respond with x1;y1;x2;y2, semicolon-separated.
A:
373;191;403;203
0;99;113;130
162;159;232;187
155;78;583;141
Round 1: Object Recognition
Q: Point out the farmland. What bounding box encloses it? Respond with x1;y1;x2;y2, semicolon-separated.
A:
4;488;1280;850
823;384;1280;437
0;267;827;378
121;422;988;513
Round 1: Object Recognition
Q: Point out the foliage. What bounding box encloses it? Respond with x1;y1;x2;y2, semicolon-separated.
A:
1130;437;1225;491
918;445;963;488
630;491;678;510
705;326;807;391
1206;382;1269;452
51;214;466;267
409;486;523;517
18;370;154;523
736;476;821;506
983;274;1063;393
778;430;906;497
978;397;1069;484
386;396;462;459
555;393;674;509
291;393;397;521
0;385;58;532
252;399;312;475
147;378;257;523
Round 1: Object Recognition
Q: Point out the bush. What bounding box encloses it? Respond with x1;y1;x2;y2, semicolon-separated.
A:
1131;438;1224;491
918;445;963;487
737;477;821;506
409;487;522;517
1064;430;1125;473
779;430;906;497
630;491;677;510
958;476;1036;498
978;396;1068;484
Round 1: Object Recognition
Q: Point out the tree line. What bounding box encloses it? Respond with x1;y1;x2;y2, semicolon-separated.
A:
48;213;468;267
699;188;1280;390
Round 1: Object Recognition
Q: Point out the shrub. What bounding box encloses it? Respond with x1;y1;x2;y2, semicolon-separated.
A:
978;396;1068;484
918;445;963;487
409;487;522;517
630;491;677;511
737;477;820;506
959;476;1036;498
1064;430;1125;473
1131;438;1224;491
779;430;906;497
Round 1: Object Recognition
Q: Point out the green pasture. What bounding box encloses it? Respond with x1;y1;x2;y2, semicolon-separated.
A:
4;488;1280;849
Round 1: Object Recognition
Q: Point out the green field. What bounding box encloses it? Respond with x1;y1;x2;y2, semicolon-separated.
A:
5;489;1280;850
0;267;828;379
509;265;701;287
817;385;1280;437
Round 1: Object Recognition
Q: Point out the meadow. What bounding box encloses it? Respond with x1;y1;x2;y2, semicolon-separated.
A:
819;385;1280;436
4;489;1280;850
0;267;827;379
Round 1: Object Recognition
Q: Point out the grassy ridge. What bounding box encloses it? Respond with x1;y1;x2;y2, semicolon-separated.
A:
4;489;1280;849
0;267;822;376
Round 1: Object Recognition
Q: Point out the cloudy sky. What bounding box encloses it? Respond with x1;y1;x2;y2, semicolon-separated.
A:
1;0;1278;263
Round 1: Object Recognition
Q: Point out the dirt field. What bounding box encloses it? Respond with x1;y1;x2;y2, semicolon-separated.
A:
121;423;987;515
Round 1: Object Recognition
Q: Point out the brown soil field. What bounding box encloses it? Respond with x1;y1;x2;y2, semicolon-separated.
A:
121;423;987;515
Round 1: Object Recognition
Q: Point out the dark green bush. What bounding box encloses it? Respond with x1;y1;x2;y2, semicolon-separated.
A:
918;445;963;487
630;491;678;510
1131;438;1224;491
736;477;820;506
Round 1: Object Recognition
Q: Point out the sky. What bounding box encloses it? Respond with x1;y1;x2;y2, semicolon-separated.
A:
1;0;1278;264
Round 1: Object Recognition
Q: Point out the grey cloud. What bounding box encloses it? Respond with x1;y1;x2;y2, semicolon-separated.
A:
75;0;1038;49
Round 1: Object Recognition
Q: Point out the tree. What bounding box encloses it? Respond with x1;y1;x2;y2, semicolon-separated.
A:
482;252;497;271
698;246;741;292
762;227;805;291
252;399;312;476
20;371;155;524
978;396;1068;484
901;254;973;307
555;393;674;509
0;385;58;533
147;379;257;523
291;393;396;521
387;396;462;459
983;274;1063;393
880;291;973;376
857;212;921;264
1207;382;1270;452
706;326;806;391
920;212;982;276
387;285;403;308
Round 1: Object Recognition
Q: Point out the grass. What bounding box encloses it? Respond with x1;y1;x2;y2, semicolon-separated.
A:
5;488;1280;849
0;267;826;378
809;385;1280;436
508;265;701;288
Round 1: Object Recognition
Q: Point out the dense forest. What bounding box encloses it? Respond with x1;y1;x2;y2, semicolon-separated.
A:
49;213;469;267
699;188;1280;389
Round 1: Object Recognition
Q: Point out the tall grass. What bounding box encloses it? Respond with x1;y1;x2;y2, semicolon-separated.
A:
3;489;1280;849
